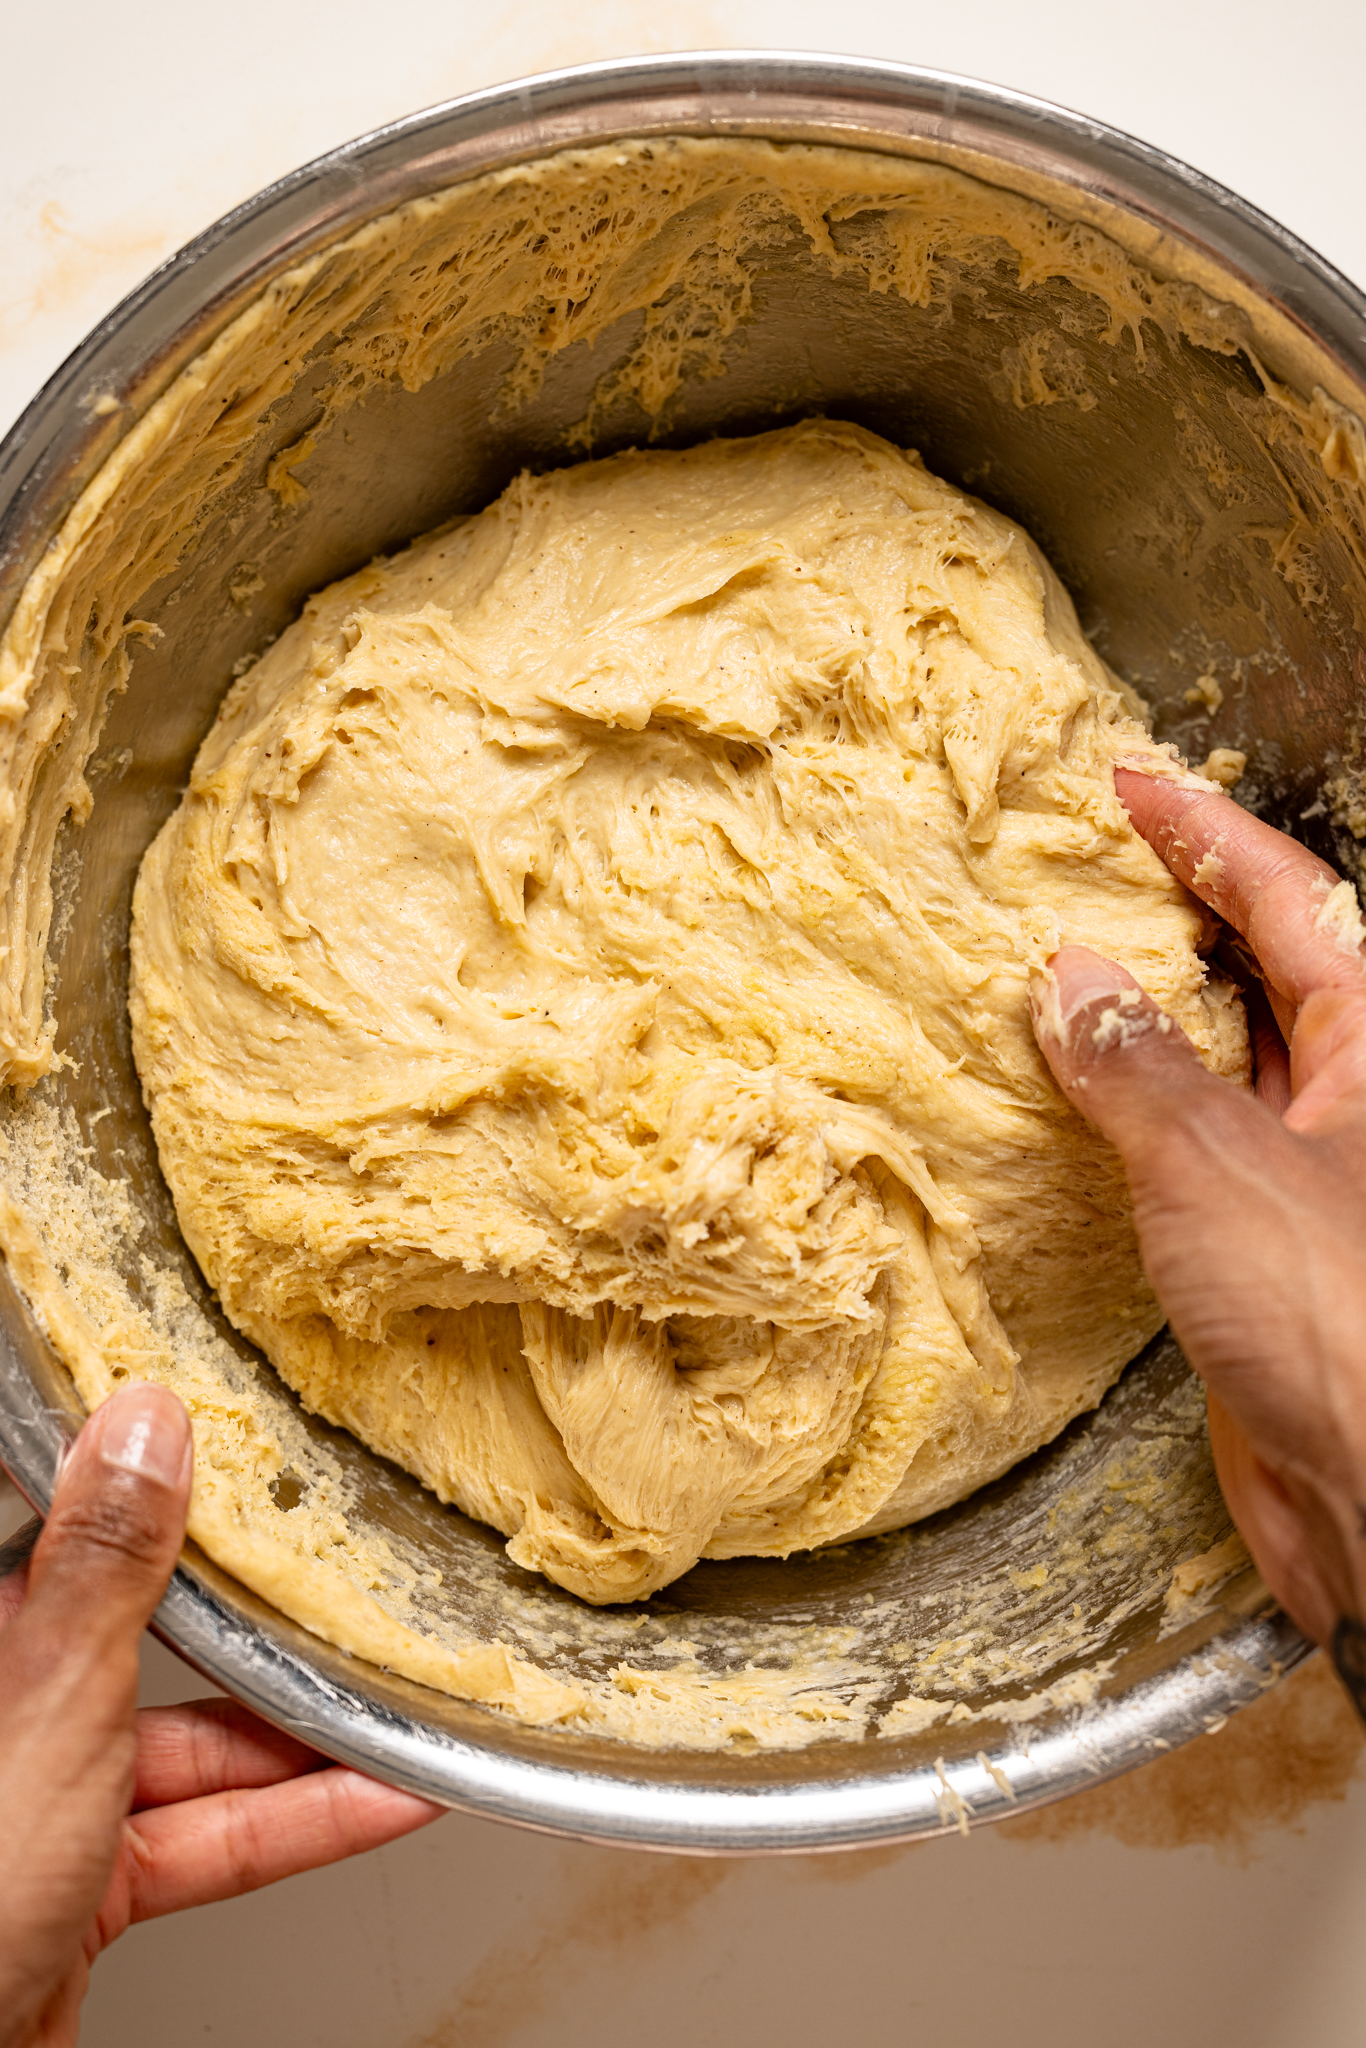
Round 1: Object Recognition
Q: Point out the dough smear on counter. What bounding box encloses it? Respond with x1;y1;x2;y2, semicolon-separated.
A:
130;418;1247;1603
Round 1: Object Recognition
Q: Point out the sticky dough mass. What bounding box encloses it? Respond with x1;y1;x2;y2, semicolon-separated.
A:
130;419;1247;1603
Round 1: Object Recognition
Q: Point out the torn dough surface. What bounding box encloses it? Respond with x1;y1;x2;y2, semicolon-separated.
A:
130;419;1247;1603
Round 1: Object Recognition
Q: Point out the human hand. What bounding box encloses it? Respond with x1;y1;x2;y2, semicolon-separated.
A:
1029;762;1366;1702
0;1383;442;2048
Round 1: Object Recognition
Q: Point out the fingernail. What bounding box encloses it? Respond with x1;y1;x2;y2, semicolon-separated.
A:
1049;947;1138;1023
95;1384;191;1490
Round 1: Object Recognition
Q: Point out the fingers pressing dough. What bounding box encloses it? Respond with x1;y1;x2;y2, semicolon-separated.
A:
129;419;1248;1602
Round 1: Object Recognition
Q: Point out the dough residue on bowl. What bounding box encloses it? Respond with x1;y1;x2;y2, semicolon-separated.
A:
0;132;1300;1742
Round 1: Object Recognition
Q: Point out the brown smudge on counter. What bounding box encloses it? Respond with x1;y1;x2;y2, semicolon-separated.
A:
405;1663;1353;2045
407;1849;728;2048
3;200;172;343
999;1654;1363;1863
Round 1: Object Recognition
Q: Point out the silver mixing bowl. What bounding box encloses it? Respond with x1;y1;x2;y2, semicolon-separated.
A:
1;50;1361;1851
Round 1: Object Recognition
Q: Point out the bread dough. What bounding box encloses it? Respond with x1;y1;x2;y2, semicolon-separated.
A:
130;417;1247;1604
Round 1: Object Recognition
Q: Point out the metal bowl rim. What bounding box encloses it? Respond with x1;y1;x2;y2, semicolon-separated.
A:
0;48;1327;1850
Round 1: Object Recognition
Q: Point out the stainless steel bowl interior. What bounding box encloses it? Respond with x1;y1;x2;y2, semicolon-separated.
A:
2;51;1362;1851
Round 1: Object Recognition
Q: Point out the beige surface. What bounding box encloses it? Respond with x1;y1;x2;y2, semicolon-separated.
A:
96;1622;1366;2048
131;416;1242;1607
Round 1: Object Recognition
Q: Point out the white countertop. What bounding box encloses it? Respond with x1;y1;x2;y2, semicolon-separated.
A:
4;4;1366;2042
6;0;1366;443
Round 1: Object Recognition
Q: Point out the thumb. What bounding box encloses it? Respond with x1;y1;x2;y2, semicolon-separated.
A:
1028;945;1310;1392
1030;947;1366;1645
22;1382;192;1668
0;1387;192;2041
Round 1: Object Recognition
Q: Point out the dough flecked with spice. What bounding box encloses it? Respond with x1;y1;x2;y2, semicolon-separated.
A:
129;418;1247;1604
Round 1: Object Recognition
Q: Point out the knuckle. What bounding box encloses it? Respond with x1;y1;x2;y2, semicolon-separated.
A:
1120;1067;1254;1177
226;1790;271;1895
46;1481;172;1574
1160;1073;1246;1140
1156;1088;1254;1170
120;1816;160;1926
